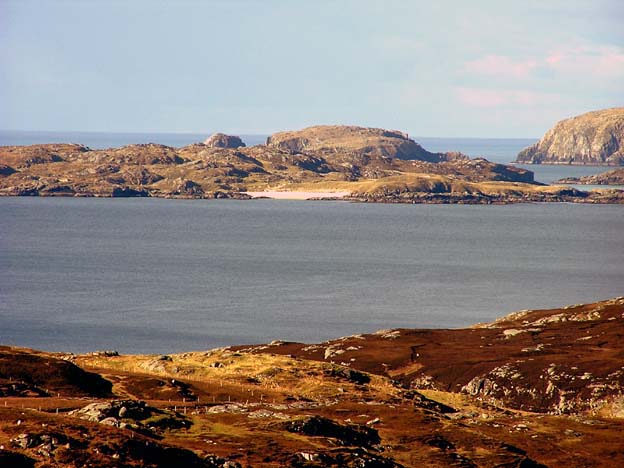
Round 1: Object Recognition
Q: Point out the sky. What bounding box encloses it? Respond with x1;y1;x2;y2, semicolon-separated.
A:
1;0;623;137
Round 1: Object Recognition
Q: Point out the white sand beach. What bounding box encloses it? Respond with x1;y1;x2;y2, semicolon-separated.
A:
243;191;351;200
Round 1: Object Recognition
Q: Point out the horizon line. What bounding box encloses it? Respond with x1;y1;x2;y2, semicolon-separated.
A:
0;128;539;141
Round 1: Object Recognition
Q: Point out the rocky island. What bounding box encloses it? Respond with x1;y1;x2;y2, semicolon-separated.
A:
554;167;624;186
2;125;623;204
516;108;624;165
1;297;624;467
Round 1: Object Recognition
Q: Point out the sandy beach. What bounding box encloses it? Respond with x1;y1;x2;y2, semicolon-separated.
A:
243;190;351;200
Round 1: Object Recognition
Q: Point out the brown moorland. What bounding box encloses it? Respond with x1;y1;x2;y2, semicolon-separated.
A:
1;297;624;467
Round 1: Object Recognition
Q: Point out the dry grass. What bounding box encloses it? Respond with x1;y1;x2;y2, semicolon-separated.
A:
76;349;401;404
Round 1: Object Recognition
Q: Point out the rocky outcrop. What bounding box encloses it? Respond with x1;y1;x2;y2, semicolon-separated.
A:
204;133;246;148
516;108;624;165
69;399;190;434
266;125;463;163
554;168;624;185
168;178;205;197
283;415;380;447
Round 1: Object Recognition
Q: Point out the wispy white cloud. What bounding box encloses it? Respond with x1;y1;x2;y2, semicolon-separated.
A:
464;44;624;81
545;45;624;78
455;87;561;108
464;55;538;79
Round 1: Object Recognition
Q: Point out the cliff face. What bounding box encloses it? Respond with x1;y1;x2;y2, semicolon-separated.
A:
516;108;624;165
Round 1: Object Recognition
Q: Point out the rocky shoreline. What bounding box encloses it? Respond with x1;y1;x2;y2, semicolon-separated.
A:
554;168;624;186
2;297;624;467
3;125;622;205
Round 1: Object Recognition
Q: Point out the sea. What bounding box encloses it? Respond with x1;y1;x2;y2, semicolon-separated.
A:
1;131;623;353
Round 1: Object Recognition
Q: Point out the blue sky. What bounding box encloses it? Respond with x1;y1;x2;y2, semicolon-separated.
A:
1;0;623;137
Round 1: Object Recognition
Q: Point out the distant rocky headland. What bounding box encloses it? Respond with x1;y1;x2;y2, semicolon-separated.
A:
2;297;624;467
516;107;624;165
554;167;624;186
1;124;623;204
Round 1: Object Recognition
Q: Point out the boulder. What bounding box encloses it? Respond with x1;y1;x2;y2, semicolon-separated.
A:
69;400;152;422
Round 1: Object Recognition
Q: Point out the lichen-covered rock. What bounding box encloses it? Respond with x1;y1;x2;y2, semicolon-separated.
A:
516;108;624;165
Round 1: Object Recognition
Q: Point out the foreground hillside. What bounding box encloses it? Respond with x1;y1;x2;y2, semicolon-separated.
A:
2;125;622;204
516;108;624;165
2;297;624;467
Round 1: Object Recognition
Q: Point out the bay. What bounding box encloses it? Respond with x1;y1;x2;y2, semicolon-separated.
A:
1;197;622;354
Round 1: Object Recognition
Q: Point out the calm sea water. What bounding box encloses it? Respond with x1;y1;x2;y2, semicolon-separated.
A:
1;130;617;185
416;137;622;185
0;130;268;150
1;197;622;354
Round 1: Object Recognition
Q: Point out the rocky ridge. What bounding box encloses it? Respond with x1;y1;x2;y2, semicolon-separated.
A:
516;108;624;165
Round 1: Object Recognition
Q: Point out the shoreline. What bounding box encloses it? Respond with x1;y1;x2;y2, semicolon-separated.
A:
1;297;624;466
243;190;351;200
